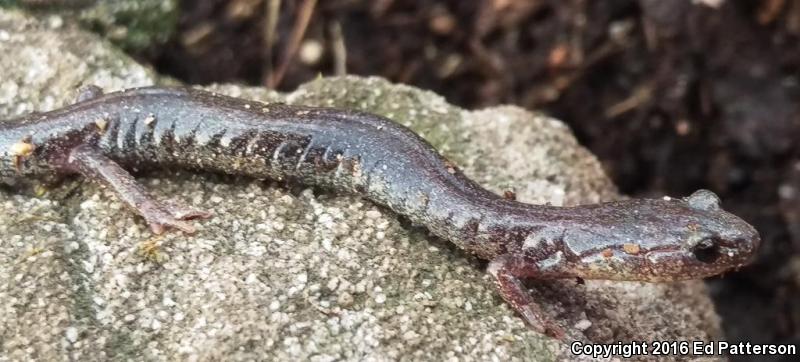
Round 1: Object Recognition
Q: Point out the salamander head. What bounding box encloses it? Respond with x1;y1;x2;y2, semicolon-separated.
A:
565;189;760;281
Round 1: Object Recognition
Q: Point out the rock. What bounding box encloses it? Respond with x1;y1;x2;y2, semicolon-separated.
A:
0;9;160;117
8;0;179;51
0;10;722;361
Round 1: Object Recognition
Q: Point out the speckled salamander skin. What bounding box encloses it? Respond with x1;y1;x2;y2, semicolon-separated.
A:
0;86;761;337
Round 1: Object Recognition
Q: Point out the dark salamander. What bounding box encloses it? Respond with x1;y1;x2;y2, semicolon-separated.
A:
0;86;760;337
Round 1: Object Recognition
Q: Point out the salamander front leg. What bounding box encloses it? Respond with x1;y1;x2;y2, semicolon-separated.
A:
62;145;212;234
487;254;565;338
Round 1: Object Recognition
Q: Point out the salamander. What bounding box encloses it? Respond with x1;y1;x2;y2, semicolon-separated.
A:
0;86;760;338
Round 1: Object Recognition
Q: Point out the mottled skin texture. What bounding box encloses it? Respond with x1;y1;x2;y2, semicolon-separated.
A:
0;86;761;338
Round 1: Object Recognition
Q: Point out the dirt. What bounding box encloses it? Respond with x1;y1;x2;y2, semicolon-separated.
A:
146;0;799;358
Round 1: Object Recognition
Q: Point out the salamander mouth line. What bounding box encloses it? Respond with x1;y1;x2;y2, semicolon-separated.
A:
643;243;728;264
591;242;728;264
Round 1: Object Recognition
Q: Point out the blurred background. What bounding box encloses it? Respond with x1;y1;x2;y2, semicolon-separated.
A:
17;0;800;358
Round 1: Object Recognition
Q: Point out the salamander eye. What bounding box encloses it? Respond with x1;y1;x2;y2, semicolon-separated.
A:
692;237;722;263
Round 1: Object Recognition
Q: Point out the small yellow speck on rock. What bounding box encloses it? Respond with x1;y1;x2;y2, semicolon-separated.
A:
34;184;48;197
27;246;45;257
138;235;166;262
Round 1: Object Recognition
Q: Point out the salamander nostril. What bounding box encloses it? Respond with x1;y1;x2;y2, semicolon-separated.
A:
692;238;721;263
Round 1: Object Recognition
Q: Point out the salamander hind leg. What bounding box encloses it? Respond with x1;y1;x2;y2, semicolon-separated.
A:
487;254;566;339
61;145;211;234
